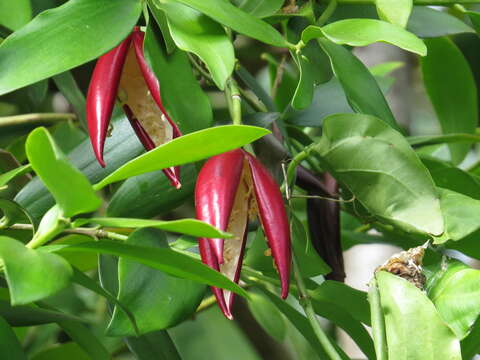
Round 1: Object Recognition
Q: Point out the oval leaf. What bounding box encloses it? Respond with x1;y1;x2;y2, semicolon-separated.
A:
26;127;101;217
303;20;426;56
94;125;269;189
0;0;142;95
377;271;462;360
108;228;205;336
154;1;235;90
0;236;73;305
376;0;412;28
317;113;443;236
421;37;478;165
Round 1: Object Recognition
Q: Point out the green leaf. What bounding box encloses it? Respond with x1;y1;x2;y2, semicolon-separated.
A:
0;316;27;360
0;236;72;305
30;205;68;247
318;38;399;130
421;37;478;164
408;133;480;147
0;0;31;31
52;71;87;130
53;235;97;271
461;318;480;360
26;127;101;217
0;199;34;231
407;6;474;38
368;279;387;360
376;271;462;360
237;0;283;18
437;188;480;243
247;290;286;342
94;125;269;189
304;20;426;56
107;164;196;219
467;11;480;35
15;114;145;224
317;113;443;236
0;165;31;187
291;51;314;110
58;239;248;297
428;259;480;339
376;0;412;28
108;228;205;336
153;1;235;90
31;342;89;360
0;0;142;95
235;65;276;112
153;0;288;47
144;21;213;133
125;330;182;360
74;217;231;239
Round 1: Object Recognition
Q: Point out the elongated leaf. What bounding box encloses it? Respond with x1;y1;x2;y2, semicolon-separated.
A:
154;1;234;90
428;259;480;339
0;236;72;305
304;20;426;56
236;0;283;18
58;239;248;297
26;127;101;217
52;71;87;129
108;228;205;336
15;113;145;224
376;0;412;28
0;0;31;31
125;330;182;360
407;6;474;38
318;39;399;130
75;217;231;239
377;271;462;360
107;164;196;218
291;51;314;110
145;15;213;134
369;279;387;360
0;165;31;187
153;0;287;47
31;342;89;360
409;133;480;147
94;125;269;189
421;37;478;164
0;316;27;360
317;113;443;236
0;0;142;95
247;290;286;342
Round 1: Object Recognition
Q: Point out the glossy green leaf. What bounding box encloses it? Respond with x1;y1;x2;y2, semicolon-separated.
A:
437;188;480;243
16;114;144;224
125;330;182;360
152;0;288;47
0;0;142;95
108;228;205;336
376;0;412;28
0;0;31;31
31;342;89;360
377;271;462;360
94;125;269;189
145;22;213;133
74;217;231;239
304;20;426;56
107;164;196;218
0;236;72;305
407;6;474;38
0;165;31;187
467;11;480;34
318;38;399;130
238;0;283;18
53;235;97;271
421;37;477;164
259;287;349;360
0;316;27;360
428;259;480;339
58;239;248;297
291;51;314;110
0;299;80;326
154;1;235;90
247;290;286;342
26;127;101;217
317;113;443;236
368;279;387;360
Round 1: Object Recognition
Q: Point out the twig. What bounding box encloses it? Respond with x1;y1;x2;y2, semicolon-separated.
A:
0;113;76;127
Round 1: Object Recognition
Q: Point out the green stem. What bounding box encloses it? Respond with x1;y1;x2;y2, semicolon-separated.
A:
227;78;242;126
0;113;76;127
282;144;317;195
292;255;343;360
368;278;388;360
317;0;338;26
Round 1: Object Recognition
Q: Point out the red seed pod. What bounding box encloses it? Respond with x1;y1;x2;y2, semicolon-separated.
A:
195;149;291;319
86;27;181;188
